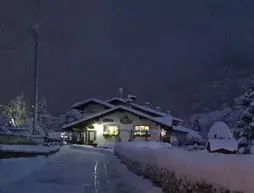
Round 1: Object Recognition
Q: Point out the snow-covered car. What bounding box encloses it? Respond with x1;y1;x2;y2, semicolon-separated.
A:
206;122;238;154
206;138;238;154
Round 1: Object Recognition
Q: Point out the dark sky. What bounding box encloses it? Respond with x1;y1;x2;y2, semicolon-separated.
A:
0;0;253;116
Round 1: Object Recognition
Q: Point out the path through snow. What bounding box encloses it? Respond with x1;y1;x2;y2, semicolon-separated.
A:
0;146;161;193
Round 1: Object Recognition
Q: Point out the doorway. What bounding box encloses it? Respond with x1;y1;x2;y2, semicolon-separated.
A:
87;130;97;145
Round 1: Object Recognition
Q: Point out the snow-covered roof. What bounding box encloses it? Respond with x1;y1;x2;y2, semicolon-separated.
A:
106;97;183;121
106;97;127;104
208;139;238;152
155;115;172;126
72;98;114;109
62;105;175;129
172;117;183;122
172;125;194;133
129;103;167;117
208;122;232;140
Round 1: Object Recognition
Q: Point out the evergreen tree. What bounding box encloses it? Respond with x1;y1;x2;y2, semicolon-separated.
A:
38;96;52;135
235;82;254;154
61;109;83;125
38;96;49;120
7;93;28;127
192;119;202;132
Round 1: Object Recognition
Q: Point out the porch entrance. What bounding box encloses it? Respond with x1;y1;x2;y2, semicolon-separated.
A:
87;130;97;145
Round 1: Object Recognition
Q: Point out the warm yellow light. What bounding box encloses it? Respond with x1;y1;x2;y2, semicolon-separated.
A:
93;123;103;134
103;125;119;136
161;129;166;136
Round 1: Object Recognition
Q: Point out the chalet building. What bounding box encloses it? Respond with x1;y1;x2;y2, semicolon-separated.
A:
62;97;191;146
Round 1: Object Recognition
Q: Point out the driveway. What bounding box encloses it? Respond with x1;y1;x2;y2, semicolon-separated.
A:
0;146;154;193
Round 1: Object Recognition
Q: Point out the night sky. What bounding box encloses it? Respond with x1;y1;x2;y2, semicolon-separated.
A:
0;0;253;116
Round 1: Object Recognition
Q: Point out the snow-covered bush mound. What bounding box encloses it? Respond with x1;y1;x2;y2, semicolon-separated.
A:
208;122;233;140
0;144;60;153
0;149;61;188
186;129;202;141
97;143;114;149
250;145;254;154
115;142;254;193
118;141;172;150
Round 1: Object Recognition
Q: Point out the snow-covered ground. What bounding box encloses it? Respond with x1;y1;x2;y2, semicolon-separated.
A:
0;144;60;153
115;142;254;193
71;144;114;152
0;150;61;188
116;141;172;150
0;146;161;193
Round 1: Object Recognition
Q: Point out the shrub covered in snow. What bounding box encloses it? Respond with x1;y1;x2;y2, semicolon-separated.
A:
115;142;254;193
208;122;233;140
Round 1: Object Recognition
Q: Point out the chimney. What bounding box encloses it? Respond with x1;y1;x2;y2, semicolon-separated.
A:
144;102;150;108
126;98;133;107
127;94;137;103
119;88;124;98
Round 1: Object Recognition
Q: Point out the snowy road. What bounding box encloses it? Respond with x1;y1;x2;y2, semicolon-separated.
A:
0;146;160;193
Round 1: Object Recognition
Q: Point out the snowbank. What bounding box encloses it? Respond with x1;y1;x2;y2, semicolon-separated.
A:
0;144;60;153
120;141;172;150
115;152;162;193
71;144;113;153
97;143;114;149
0;148;61;188
114;142;254;193
250;145;254;154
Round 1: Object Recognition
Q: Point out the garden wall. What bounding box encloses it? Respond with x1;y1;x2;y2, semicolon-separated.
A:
114;142;254;193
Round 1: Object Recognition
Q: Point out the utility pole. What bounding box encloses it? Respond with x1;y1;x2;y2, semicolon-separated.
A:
32;0;40;134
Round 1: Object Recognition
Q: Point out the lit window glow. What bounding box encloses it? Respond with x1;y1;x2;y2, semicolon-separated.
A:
134;125;149;136
103;125;119;136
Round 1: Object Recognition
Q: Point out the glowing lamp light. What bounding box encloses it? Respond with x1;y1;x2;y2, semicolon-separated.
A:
93;123;103;134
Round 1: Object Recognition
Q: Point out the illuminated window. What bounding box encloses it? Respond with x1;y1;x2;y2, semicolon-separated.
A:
161;129;166;136
103;125;119;136
134;125;150;136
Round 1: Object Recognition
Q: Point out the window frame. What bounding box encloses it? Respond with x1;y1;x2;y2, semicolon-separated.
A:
103;124;120;136
133;125;150;137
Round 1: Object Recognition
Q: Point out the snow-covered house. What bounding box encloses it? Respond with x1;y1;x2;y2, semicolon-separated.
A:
62;97;194;146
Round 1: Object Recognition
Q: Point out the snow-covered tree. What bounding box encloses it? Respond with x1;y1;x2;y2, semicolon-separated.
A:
38;96;49;120
38;96;53;135
61;109;83;125
7;93;28;127
192;119;202;132
235;82;254;154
